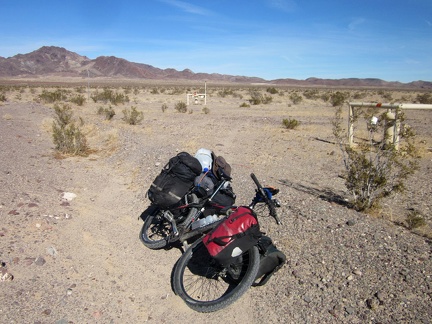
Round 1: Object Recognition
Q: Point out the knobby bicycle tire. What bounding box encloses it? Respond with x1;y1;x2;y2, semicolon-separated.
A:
140;211;171;249
172;238;260;313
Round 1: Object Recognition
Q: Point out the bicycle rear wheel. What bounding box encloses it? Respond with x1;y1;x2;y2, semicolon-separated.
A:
173;238;260;313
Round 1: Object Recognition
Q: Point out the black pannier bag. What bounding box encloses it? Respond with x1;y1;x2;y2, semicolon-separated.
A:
253;236;286;286
147;152;202;209
211;182;236;207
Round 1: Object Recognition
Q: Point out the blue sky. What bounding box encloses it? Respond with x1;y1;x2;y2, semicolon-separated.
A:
1;0;431;82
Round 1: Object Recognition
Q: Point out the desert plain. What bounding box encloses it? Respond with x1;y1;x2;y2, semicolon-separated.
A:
0;78;431;323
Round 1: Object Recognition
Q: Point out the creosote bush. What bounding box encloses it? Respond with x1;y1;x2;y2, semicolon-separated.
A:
416;92;432;104
39;89;69;103
333;106;419;211
70;94;86;106
52;103;90;156
122;106;143;125
330;91;349;107
289;92;303;105
91;88;129;105
248;90;273;105
175;101;188;113
97;106;116;120
406;210;426;230
282;118;300;129
161;103;168;112
202;107;210;114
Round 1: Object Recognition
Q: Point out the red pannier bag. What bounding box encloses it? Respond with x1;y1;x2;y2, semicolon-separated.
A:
203;206;262;266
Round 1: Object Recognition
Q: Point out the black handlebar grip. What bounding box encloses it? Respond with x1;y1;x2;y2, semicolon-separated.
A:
250;173;282;225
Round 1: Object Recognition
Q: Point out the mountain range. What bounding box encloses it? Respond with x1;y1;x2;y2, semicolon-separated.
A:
0;46;431;89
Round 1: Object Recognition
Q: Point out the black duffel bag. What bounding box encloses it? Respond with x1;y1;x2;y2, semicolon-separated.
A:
147;152;202;209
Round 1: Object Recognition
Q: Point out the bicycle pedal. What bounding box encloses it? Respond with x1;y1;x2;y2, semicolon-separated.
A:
273;199;281;207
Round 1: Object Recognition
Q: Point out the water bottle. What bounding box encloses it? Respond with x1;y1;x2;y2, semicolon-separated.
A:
191;214;219;230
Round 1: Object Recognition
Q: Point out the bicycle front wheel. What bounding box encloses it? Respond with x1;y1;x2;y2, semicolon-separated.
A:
140;209;171;249
173;238;260;313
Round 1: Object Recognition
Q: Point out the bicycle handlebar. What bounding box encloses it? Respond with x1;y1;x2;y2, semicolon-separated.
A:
250;173;282;225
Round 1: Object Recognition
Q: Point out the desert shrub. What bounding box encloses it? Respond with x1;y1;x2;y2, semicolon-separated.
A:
161;103;168;112
217;88;234;97
266;87;278;95
330;91;348;107
289;92;303;105
406;210;426;230
0;93;6;102
352;92;368;100
169;88;185;95
151;88;159;94
381;92;393;101
239;102;250;108
122;106;143;125
202;107;210;114
52;103;89;156
416;92;432;104
320;92;330;102
248;90;263;105
70;94;86;106
39;89;69;103
91;88;129;105
248;91;273;105
75;86;85;93
262;94;273;104
175;101;188;113
97;106;115;120
282;118;300;129
333;106;419;211
303;89;319;100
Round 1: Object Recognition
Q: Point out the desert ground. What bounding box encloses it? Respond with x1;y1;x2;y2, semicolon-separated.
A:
0;79;431;323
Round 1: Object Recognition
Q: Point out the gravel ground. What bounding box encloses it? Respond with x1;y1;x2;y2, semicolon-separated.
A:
0;87;431;323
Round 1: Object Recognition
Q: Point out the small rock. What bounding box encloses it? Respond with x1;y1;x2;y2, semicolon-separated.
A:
46;246;58;258
62;192;77;201
42;309;51;315
345;306;355;315
366;297;380;310
28;203;38;208
353;269;362;276
34;256;46;266
303;296;312;303
346;220;356;226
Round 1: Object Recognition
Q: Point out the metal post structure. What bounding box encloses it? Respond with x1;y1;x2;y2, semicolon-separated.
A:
348;102;432;149
186;81;207;106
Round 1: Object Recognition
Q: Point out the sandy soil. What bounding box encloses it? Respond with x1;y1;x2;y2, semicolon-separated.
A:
0;83;431;323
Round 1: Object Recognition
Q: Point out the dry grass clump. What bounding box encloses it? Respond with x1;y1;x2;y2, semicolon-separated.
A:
52;103;91;157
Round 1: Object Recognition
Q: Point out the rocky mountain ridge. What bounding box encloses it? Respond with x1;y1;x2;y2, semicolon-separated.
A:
1;46;431;89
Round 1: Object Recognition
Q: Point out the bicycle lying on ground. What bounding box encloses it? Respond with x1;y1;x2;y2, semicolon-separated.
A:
139;175;234;250
171;173;282;313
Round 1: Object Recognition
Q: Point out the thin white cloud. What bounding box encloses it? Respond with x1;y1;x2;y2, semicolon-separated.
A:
158;0;212;15
348;18;366;31
266;0;297;12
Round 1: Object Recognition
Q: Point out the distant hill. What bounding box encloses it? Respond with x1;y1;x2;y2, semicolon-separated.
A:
0;46;431;89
